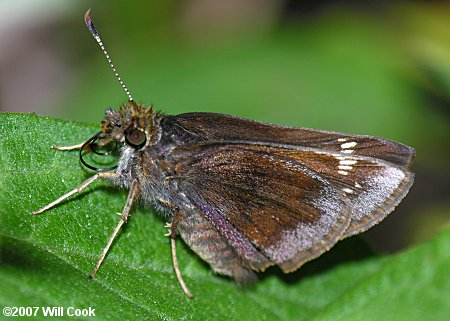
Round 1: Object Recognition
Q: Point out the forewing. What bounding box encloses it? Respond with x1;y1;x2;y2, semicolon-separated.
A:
238;145;415;238
165;113;415;168
171;143;352;273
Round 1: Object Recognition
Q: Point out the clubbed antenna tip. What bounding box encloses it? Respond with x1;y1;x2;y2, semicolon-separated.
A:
84;9;134;103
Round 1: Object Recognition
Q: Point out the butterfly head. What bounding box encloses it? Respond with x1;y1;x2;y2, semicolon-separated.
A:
101;102;159;150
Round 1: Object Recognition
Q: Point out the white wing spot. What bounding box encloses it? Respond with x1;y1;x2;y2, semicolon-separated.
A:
340;159;357;165
342;188;354;194
337;138;347;142
341;141;357;149
338;170;349;175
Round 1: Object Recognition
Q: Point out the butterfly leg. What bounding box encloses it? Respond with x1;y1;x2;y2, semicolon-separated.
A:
89;180;139;278
51;143;85;150
52;132;114;151
167;209;193;298
31;172;121;215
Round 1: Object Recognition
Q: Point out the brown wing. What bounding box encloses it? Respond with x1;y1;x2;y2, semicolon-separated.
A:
176;205;263;283
230;144;415;238
171;143;352;273
164;113;415;168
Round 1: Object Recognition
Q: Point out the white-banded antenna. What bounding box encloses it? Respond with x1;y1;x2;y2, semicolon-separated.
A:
84;9;134;102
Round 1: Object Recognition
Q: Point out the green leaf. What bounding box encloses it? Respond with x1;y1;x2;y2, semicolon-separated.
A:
1;113;449;320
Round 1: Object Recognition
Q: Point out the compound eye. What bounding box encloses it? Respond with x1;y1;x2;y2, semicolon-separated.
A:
125;128;146;149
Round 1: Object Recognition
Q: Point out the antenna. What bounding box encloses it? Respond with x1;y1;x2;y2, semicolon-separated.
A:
84;9;134;102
